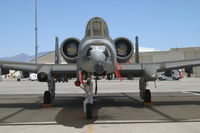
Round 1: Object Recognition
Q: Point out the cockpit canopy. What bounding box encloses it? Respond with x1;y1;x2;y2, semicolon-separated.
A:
85;17;109;37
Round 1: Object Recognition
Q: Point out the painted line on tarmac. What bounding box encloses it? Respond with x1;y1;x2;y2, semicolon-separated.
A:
1;119;200;126
94;119;200;124
0;121;58;126
182;91;200;96
94;119;169;124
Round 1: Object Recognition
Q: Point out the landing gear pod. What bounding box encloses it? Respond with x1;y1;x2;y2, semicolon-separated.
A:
37;72;48;82
60;38;80;63
114;37;134;63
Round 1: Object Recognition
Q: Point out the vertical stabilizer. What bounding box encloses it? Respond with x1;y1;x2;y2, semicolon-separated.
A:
55;36;60;64
135;36;139;63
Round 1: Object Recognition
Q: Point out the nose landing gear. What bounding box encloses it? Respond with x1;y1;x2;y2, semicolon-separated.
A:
83;78;94;119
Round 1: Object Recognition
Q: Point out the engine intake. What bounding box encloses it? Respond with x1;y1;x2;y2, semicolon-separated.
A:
114;37;134;63
60;38;80;63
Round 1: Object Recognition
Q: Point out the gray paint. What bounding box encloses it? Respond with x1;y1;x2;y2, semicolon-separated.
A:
1;17;200;82
135;36;139;63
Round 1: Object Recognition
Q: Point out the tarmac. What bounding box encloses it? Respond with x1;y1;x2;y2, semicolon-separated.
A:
0;78;199;133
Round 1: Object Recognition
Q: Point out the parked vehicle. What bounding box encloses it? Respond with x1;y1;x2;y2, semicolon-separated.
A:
29;73;37;81
158;74;167;80
158;70;181;80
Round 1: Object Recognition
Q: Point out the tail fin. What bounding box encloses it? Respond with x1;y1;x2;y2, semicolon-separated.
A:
135;36;139;63
55;36;60;64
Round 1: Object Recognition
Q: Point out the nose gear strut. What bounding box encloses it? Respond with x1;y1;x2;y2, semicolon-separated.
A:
83;78;94;119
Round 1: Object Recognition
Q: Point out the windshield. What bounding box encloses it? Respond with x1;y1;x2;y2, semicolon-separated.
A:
85;17;109;37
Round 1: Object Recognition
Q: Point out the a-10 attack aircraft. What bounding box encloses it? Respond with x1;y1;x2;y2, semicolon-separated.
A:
1;17;200;119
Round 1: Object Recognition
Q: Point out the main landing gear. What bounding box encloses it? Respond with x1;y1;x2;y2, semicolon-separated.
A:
43;78;55;105
139;77;152;103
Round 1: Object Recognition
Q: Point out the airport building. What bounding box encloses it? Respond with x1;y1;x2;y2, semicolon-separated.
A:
30;46;200;78
132;47;200;78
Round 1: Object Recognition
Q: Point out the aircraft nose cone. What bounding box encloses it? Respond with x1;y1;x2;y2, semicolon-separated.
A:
90;50;106;63
95;63;104;75
89;51;106;74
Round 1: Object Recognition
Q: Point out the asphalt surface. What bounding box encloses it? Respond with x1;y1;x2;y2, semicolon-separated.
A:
0;78;199;133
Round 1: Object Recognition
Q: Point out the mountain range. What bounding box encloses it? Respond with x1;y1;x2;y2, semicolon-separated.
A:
0;51;51;62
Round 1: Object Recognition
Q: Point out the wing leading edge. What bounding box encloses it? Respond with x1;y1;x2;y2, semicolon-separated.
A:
0;60;77;78
120;59;200;78
155;59;200;72
119;64;144;77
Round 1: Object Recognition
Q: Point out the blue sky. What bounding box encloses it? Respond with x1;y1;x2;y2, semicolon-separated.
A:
0;0;200;57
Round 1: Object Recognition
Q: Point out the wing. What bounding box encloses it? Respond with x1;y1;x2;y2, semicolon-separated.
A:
155;59;200;72
0;61;39;73
120;59;200;78
119;64;144;77
0;60;77;78
51;64;77;78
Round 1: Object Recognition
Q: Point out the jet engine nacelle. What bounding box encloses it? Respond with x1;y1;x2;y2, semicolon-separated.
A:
60;38;80;63
114;37;134;63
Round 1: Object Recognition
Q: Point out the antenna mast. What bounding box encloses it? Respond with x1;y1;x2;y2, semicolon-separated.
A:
35;0;38;63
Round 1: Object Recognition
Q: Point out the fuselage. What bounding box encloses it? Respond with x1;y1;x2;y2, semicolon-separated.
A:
60;17;134;78
77;17;116;76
